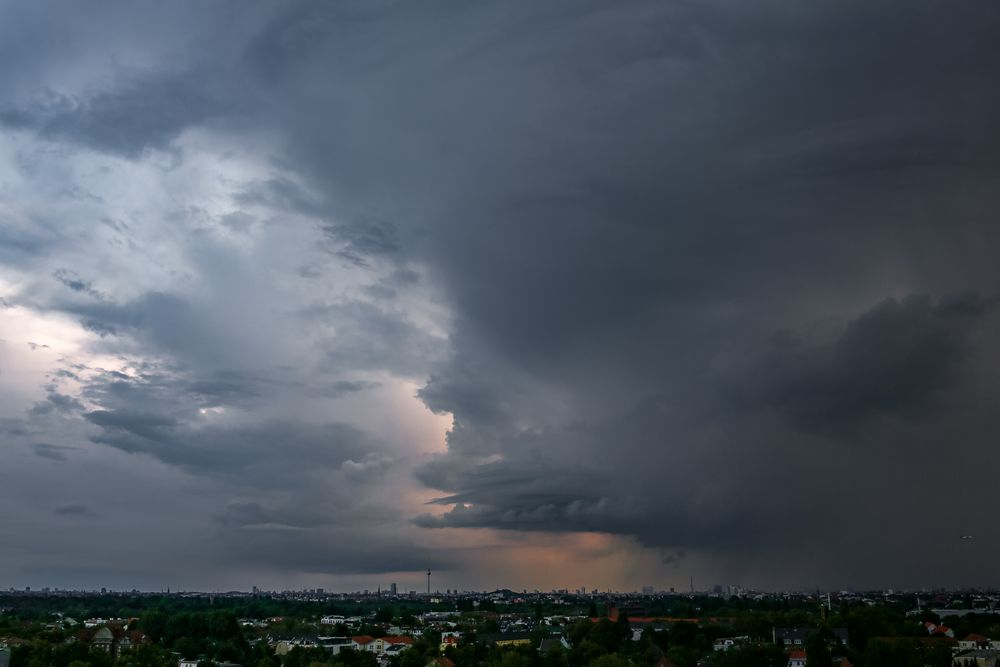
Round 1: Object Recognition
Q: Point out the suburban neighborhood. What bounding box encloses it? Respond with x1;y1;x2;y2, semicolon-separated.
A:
3;588;1000;667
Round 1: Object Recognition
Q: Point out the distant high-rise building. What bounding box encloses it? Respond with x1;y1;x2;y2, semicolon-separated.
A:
642;586;654;595
390;583;397;595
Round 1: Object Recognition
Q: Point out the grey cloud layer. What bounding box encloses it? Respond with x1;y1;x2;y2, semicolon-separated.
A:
241;0;1000;587
3;0;1000;589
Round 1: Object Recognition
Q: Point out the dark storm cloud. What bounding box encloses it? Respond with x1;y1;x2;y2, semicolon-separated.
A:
322;220;401;266
740;293;996;433
85;410;371;480
233;0;1000;586
6;0;1000;590
77;367;374;481
0;66;240;158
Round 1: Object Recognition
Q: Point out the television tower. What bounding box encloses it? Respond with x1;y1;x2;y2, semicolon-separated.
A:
427;569;431;595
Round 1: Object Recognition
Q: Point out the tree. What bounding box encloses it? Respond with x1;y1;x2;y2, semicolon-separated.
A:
589;656;630;667
174;638;200;660
804;633;832;667
589;620;622;654
139;612;169;644
715;645;787;667
615;610;631;644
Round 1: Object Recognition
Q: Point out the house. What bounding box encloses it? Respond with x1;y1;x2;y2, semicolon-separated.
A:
922;621;955;638
275;637;320;655
713;637;748;652
384;644;409;658
775;628;849;647
352;636;377;652
962;635;992;650
954;649;1000;667
932;625;955;638
787;649;807;667
317;637;354;655
440;634;461;652
652;657;677;667
375;637;414;653
179;660;199;667
538;638;571;654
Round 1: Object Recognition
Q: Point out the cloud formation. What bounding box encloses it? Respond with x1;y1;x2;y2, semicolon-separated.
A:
2;0;1000;591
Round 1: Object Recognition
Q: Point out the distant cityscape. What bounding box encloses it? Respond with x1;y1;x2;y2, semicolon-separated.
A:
2;586;999;667
5;585;1000;601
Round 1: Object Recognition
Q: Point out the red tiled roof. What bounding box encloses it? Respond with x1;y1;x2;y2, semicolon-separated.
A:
352;636;376;644
383;636;415;645
788;649;807;659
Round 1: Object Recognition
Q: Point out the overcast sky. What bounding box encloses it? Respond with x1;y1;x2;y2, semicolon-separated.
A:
2;0;1000;593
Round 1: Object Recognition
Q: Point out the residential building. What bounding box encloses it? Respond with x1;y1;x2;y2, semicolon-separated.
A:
962;635;992;651
374;636;414;653
351;636;377;652
92;627;115;653
955;649;1000;667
